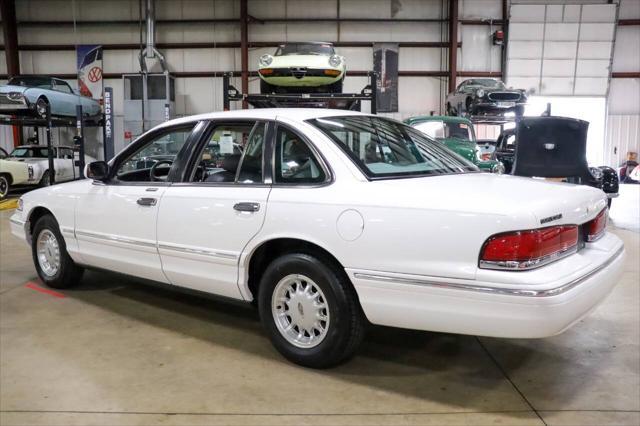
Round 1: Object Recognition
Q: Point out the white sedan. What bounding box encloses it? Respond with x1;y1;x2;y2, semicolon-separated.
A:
10;109;625;368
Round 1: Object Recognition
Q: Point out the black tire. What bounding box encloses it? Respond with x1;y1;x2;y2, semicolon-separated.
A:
260;79;277;94
607;198;612;209
446;103;456;116
39;170;51;187
465;97;474;116
515;105;525;117
258;253;365;368
328;78;343;93
0;174;9;199
36;97;49;119
31;214;83;289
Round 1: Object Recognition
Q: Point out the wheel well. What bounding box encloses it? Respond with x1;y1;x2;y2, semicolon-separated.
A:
246;238;354;301
0;172;12;185
27;206;54;237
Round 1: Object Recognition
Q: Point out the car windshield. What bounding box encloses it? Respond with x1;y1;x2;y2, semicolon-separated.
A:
412;120;474;142
308;116;477;179
275;43;334;56
8;76;52;89
461;79;505;89
10;147;50;158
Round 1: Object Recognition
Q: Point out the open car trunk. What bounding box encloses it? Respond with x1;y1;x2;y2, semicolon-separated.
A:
512;117;596;185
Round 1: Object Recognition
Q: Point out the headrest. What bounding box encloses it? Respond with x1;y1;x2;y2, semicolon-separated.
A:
222;154;241;173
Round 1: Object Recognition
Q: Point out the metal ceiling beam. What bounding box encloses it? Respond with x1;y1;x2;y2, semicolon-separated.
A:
1;0;19;77
448;0;459;94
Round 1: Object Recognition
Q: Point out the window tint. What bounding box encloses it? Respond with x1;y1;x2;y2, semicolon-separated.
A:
54;80;73;94
274;127;326;184
237;123;265;184
309;116;477;179
117;125;194;182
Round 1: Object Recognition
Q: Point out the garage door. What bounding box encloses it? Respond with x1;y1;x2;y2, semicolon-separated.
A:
506;3;617;96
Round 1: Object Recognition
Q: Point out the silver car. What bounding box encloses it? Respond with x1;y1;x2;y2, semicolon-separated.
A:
0;75;101;119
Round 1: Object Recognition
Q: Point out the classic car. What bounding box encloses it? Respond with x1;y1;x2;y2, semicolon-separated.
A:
11;109;624;368
258;42;345;94
404;115;504;173
7;145;94;187
0;75;102;119
446;78;527;117
476;138;497;160
492;118;619;207
0;147;31;199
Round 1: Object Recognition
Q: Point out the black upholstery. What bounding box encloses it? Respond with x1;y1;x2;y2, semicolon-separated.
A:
205;154;241;182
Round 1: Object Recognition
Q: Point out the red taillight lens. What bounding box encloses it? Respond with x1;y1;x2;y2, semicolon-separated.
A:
481;153;491;160
586;209;607;242
480;225;578;270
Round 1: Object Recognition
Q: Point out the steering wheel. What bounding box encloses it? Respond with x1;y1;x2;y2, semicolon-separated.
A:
150;159;173;181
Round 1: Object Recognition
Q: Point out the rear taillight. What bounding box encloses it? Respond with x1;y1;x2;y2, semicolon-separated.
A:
586;208;607;242
479;225;579;270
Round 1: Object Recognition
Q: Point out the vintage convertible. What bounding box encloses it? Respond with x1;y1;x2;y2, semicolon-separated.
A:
11;109;624;368
446;78;527;117
492;119;619;207
404;115;504;173
0;75;102;119
0;147;31;199
7;145;94;187
258;42;345;94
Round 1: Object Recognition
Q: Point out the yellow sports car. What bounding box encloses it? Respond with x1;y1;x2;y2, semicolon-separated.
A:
258;42;346;94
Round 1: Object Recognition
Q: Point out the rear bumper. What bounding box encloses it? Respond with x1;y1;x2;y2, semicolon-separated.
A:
347;233;625;338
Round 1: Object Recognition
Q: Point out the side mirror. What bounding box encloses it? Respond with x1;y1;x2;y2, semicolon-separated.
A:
86;161;109;181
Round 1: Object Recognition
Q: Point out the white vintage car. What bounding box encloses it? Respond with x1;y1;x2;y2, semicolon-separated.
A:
0;147;30;199
6;145;93;187
10;109;625;368
258;42;346;93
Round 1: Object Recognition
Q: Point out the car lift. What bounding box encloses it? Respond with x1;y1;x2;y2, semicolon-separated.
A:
222;72;378;114
0;106;103;185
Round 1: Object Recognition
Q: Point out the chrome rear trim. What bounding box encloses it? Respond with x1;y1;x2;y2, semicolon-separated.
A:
354;246;624;298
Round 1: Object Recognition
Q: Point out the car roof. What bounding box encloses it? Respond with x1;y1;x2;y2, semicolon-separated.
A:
13;144;70;149
278;41;334;46
405;115;473;125
158;108;371;130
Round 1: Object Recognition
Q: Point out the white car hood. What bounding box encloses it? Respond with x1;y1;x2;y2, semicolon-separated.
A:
367;172;606;227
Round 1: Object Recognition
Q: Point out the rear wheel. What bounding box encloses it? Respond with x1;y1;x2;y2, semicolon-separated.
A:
0;174;9;199
31;215;83;289
258;253;365;368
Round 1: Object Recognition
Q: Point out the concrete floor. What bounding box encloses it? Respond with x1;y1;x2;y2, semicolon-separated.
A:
0;207;638;426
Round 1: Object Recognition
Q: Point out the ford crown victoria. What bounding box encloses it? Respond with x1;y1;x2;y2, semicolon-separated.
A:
11;109;625;368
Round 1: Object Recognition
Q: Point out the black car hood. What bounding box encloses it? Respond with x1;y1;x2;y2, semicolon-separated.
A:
512;117;591;178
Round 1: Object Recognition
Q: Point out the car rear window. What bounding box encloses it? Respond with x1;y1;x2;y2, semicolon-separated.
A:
308;116;478;179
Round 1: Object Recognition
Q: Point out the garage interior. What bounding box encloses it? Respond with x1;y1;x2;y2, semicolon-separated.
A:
1;0;639;425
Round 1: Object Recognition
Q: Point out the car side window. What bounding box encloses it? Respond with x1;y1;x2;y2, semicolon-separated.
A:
189;122;256;183
236;123;265;184
116;125;194;182
54;80;73;94
59;148;74;159
274;126;326;184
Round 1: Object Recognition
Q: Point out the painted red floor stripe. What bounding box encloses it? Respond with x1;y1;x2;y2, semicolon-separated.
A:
25;282;66;298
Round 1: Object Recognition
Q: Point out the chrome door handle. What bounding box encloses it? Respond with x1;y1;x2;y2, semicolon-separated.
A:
233;202;260;212
137;197;157;207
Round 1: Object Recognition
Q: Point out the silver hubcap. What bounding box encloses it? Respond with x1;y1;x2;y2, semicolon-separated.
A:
36;229;61;277
271;274;330;348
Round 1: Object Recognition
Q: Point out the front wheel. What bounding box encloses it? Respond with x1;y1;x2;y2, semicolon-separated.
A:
39;170;51;187
0;175;9;199
31;215;83;289
35;97;49;119
258;253;365;368
328;78;343;93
